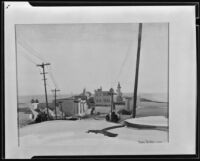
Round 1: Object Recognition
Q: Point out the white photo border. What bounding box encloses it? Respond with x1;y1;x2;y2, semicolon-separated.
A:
4;2;196;158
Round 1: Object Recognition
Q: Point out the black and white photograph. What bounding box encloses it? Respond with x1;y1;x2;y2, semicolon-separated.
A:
4;2;197;158
16;22;169;145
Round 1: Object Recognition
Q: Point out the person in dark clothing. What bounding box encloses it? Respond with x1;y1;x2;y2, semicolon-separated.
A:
31;99;35;103
35;111;48;123
105;114;110;121
111;112;119;122
91;107;95;115
106;111;119;123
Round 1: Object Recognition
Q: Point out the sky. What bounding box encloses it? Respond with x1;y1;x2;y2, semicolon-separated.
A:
16;23;168;96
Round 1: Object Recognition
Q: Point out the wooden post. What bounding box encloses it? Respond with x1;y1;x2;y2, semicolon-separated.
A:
37;63;50;120
109;88;114;113
109;88;114;121
59;102;64;120
132;23;142;118
51;89;60;120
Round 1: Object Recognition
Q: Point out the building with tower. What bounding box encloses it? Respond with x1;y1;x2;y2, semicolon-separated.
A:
116;82;123;102
94;87;111;106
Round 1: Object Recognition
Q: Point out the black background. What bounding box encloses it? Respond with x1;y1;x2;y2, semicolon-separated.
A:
1;0;199;160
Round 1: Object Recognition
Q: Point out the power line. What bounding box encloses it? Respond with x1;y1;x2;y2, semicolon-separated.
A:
18;40;56;87
17;41;43;62
47;65;59;89
17;38;46;62
20;49;37;65
19;45;55;96
50;71;58;88
46;82;53;90
18;38;57;89
18;36;46;61
17;37;61;107
115;37;135;83
18;39;60;91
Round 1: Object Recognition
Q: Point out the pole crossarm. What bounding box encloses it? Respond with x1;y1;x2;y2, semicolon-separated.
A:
51;89;60;92
40;72;48;75
37;62;51;67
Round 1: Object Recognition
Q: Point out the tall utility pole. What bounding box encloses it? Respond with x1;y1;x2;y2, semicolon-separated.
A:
37;62;51;120
108;88;116;121
51;88;60;120
132;23;143;118
109;88;114;113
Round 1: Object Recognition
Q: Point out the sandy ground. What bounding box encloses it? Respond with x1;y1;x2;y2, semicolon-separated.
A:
125;116;168;127
19;119;168;147
16;96;169;157
16;118;169;158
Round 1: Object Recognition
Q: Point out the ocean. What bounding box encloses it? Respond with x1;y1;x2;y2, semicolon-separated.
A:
17;92;168;128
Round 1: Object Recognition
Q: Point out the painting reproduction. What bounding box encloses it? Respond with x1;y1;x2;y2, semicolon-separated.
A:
16;23;169;149
4;3;197;158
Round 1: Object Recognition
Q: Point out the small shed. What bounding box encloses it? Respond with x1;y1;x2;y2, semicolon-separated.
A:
56;98;78;116
56;97;89;117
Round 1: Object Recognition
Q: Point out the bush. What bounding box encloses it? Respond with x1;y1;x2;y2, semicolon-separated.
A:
35;112;48;123
105;114;110;121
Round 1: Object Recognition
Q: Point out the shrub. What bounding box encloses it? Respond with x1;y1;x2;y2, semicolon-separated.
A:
35;112;48;123
117;109;131;115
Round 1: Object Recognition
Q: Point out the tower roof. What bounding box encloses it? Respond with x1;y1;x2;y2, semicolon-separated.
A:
117;82;121;88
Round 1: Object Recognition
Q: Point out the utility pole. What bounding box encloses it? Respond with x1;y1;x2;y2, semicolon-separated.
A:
59;101;64;120
109;88;116;121
132;23;143;118
109;88;114;113
51;88;60;120
37;62;51;120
